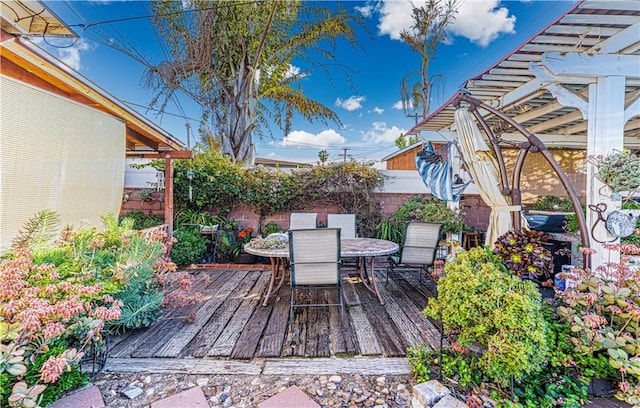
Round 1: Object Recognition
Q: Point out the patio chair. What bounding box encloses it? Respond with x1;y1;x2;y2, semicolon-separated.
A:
289;212;317;230
288;228;344;325
327;213;356;238
327;213;360;273
387;221;443;282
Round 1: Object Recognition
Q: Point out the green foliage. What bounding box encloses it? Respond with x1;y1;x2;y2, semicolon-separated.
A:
591;149;640;194
169;227;208;266
119;210;164;230
374;196;464;244
532;196;574;212
170;154;384;238
555;246;640;404
261;221;282;237
172;150;246;215
425;247;548;386
24;339;88;407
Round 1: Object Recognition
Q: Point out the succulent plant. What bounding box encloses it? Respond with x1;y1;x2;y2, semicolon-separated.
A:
493;229;553;279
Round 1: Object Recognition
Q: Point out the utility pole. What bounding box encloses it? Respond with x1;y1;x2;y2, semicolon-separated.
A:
341;147;350;162
406;113;421;125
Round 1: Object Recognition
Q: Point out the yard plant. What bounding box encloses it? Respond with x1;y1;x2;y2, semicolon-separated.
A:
0;210;201;407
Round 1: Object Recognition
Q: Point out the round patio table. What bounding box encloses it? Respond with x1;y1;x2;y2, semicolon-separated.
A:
244;237;399;306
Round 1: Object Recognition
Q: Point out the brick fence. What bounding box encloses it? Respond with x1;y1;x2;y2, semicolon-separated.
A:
120;189;492;233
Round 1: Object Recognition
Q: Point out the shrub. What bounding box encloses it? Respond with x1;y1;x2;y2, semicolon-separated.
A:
119;210;164;230
374;195;465;244
169;227;208;266
532;195;574;212
424;247;548;386
556;243;640;405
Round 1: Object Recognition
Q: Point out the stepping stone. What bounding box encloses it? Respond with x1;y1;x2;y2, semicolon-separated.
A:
49;385;105;408
258;385;320;408
151;386;208;408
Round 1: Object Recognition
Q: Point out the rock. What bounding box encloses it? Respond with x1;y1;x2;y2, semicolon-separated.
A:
196;378;209;387
120;385;143;399
397;384;407;392
329;375;343;383
250;377;261;386
145;387;155;397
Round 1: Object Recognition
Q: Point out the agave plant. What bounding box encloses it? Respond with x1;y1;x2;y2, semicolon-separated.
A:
493;229;553;279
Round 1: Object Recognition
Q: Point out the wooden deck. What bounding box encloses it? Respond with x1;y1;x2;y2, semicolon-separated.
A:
108;264;443;363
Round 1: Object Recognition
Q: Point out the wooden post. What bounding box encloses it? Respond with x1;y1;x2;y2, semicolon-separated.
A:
164;155;174;233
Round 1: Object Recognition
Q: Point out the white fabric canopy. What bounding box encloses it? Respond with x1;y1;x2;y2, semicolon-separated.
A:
454;108;520;247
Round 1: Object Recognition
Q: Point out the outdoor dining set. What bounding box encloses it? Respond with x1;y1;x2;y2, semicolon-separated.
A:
244;212;443;325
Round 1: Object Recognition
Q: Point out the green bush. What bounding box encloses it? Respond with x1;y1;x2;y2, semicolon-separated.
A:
120;210;164;230
532;195;574;212
424;247;548;386
169;227;208;266
374;195;465;244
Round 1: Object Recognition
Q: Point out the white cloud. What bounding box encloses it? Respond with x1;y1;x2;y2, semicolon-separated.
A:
285;64;306;79
362;121;406;143
376;0;414;40
282;129;346;148
449;0;516;47
376;0;516;47
393;100;413;110
355;3;376;18
57;38;91;70
335;95;365;111
371;107;384;114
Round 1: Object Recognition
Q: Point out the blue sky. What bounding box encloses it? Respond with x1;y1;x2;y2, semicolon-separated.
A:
40;0;577;165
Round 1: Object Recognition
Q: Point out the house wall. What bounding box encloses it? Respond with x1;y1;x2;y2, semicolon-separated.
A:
385;146;422;170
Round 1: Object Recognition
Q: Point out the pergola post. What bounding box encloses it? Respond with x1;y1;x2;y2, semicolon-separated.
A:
586;76;626;267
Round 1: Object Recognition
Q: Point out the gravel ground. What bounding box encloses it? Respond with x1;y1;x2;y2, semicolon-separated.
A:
92;372;416;407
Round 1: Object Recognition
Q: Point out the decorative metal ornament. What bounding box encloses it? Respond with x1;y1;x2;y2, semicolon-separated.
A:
605;210;640;238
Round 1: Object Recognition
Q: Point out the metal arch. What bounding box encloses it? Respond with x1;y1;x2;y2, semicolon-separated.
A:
453;92;591;269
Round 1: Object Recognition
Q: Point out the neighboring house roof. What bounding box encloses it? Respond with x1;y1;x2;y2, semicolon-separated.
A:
0;0;76;37
408;0;640;149
0;1;186;155
254;157;312;168
381;141;424;162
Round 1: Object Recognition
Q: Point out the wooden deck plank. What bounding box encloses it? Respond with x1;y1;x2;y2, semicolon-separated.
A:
355;271;407;357
152;270;250;357
105;358;262;375
308;290;331;357
376;277;432;349
230;283;277;359
207;271;271;357
342;275;362;306
384;275;444;351
110;271;226;358
348;304;382;356
256;284;291;358
262;357;411;376
181;271;261;358
327;289;356;356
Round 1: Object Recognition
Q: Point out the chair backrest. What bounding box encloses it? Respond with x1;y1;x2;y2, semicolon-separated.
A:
288;228;341;286
400;221;443;265
327;214;356;238
289;212;317;230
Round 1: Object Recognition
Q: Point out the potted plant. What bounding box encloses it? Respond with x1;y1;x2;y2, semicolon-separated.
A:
235;226;256;263
590;149;640;196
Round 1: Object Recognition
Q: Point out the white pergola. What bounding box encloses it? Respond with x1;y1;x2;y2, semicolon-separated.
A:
408;0;640;269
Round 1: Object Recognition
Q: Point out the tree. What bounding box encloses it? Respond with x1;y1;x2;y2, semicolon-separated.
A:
318;149;329;164
394;132;420;150
145;1;361;164
399;0;459;119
